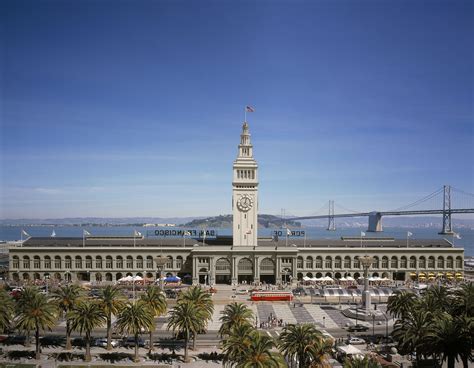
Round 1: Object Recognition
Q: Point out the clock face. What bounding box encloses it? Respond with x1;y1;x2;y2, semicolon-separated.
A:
237;195;253;212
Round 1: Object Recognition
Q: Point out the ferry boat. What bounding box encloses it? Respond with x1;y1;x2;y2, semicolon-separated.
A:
250;290;294;301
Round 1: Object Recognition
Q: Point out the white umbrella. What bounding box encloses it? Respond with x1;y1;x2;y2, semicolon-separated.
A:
133;275;143;281
346;276;355;281
303;276;311;281
340;277;347;281
323;276;333;281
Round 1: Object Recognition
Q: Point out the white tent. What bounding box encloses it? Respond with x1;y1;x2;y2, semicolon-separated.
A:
132;275;143;281
337;344;363;356
322;276;333;281
119;275;133;282
339;277;347;281
346;276;355;281
303;276;311;281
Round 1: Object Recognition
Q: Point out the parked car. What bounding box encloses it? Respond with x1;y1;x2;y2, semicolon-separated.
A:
4;335;28;345
347;337;366;345
95;338;119;348
40;335;65;346
347;325;369;332
71;337;94;347
121;337;145;348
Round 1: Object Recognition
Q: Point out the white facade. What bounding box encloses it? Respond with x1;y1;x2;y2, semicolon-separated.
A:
232;122;258;246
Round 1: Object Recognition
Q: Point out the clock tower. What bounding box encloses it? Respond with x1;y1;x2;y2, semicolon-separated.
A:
233;122;258;246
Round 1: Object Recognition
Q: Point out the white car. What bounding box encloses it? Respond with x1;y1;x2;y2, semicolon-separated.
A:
95;338;119;348
347;337;366;345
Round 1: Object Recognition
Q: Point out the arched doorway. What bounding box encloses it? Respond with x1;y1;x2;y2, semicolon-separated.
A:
238;258;253;284
215;257;231;284
260;258;275;284
198;267;209;285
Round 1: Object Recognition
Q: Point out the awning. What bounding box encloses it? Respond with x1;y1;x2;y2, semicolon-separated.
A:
320;289;353;297
410;272;417;277
455;272;462;276
437;272;444;276
418;273;426;277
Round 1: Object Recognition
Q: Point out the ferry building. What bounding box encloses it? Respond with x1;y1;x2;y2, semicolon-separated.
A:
7;122;465;285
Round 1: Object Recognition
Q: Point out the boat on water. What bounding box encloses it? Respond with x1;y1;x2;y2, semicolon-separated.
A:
250;290;293;301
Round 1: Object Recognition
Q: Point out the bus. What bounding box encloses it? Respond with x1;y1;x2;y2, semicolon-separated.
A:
250;291;294;301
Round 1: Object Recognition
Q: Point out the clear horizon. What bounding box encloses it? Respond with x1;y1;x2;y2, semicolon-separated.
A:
1;0;473;219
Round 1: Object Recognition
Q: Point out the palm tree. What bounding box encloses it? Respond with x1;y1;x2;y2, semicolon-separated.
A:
140;285;167;353
15;286;47;348
52;284;84;350
221;323;255;366
307;336;333;368
238;329;281;368
70;300;106;362
167;299;203;363
115;300;154;362
98;285;126;350
278;323;323;368
178;286;214;350
387;290;417;320
343;355;381;368
15;288;57;359
219;302;254;338
431;313;473;368
453;282;474;317
0;288;14;333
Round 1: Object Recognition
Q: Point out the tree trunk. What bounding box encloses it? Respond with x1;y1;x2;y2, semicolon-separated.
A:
184;332;190;363
447;355;455;368
25;330;31;348
107;314;112;350
35;323;40;360
461;354;468;368
134;333;139;362
149;329;153;354
85;333;91;362
192;332;196;351
65;319;72;350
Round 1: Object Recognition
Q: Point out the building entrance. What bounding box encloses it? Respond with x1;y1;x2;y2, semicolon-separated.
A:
260;274;275;284
238;274;253;284
216;275;231;284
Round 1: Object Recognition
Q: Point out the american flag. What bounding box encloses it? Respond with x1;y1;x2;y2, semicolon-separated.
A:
245;106;255;112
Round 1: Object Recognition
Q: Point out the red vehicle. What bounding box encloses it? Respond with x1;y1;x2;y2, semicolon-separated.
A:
250;291;293;302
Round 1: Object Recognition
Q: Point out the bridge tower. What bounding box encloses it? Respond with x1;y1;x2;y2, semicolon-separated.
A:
327;200;336;231
439;185;453;235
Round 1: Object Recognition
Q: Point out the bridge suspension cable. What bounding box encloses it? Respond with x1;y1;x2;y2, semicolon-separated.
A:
389;187;444;212
334;203;362;214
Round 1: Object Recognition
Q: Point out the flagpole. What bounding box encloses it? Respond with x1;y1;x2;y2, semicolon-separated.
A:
83;231;85;248
244;106;247;122
134;231;136;248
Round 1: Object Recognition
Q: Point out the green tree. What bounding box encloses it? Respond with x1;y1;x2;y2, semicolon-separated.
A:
0;288;14;333
115;300;154;362
343;355;381;368
219;302;254;338
52;284;84;350
278;324;323;368
167;299;203;363
237;330;282;368
140;285;167;353
179;286;214;350
70;300;106;362
221;323;255;366
15;288;57;359
98;285;126;350
387;290;417;320
453;282;474;317
15;286;48;348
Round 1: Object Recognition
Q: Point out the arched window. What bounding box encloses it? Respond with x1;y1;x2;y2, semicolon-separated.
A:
372;257;379;269
126;256;133;269
65;256;72;269
136;256;143;269
216;258;231;271
353;257;360;268
85;256;92;268
456;257;463;268
334;256;341;268
261;258;275;271
428;256;435;268
344;256;351;269
54;256;61;269
391;256;398;269
315;256;323;268
176;256;183;269
419;257;426;269
325;256;332;268
306;256;313;269
446;256;453;268
238;258;253;271
12;256;19;269
297;256;304;269
75;256;82;269
166;256;173;269
146;256;153;269
33;256;41;269
106;256;113;269
400;256;407;268
437;256;444;269
96;256;103;269
116;256;123;268
382;256;388;268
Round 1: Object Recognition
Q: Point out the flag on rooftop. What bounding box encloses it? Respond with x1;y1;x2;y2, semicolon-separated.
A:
407;231;413;237
286;228;292;236
51;230;56;237
83;229;91;236
360;231;366;237
134;230;142;237
183;231;191;236
245;106;255;112
454;233;461;239
21;229;30;238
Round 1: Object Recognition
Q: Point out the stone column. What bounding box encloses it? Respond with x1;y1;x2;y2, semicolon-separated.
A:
231;256;238;286
291;257;297;284
275;257;282;284
253;256;260;284
192;257;199;285
209;257;215;286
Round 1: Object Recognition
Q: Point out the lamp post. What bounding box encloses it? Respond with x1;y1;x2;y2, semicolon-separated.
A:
155;256;168;291
372;314;375;341
359;255;373;315
44;274;50;294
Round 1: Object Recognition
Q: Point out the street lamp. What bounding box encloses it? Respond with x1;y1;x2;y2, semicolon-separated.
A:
44;274;50;294
359;255;373;314
372;314;375;341
155;256;168;291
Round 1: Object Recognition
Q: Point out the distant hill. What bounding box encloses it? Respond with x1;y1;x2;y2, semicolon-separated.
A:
182;214;301;228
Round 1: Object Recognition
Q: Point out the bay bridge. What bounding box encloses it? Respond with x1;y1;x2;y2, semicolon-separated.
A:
282;185;474;234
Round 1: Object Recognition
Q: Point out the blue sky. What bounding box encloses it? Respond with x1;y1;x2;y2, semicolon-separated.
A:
1;0;473;219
